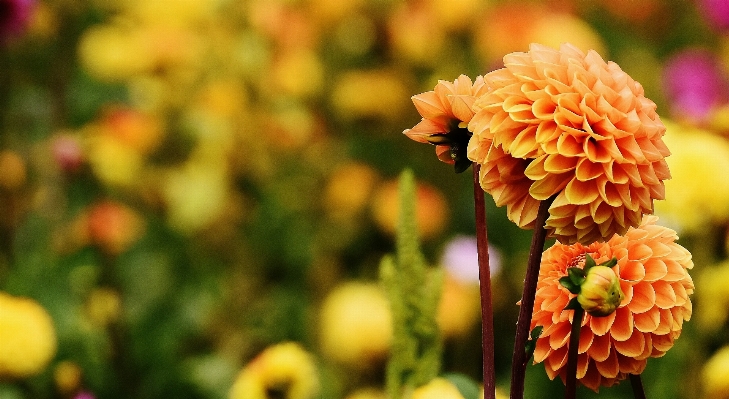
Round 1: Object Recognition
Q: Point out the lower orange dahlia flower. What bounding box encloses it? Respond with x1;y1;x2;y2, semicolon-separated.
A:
530;215;693;391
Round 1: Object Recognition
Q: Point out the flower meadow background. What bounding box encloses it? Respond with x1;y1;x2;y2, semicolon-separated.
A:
2;0;729;398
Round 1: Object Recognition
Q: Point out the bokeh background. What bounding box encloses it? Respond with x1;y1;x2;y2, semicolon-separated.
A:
2;0;729;398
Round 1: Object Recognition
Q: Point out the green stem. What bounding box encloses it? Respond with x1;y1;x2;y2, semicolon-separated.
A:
565;307;584;399
630;374;647;399
473;164;495;399
509;198;554;399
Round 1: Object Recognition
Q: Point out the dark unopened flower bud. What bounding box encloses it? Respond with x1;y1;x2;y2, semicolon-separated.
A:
577;266;624;317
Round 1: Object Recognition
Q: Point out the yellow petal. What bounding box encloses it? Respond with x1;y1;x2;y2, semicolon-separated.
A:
565;178;599;205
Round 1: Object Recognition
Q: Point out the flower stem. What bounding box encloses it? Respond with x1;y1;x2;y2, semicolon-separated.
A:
565;306;584;399
509;198;554;399
472;164;495;399
630;374;647;399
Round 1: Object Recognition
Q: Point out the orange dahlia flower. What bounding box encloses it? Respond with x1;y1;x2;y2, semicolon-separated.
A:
530;215;694;391
404;75;490;172
467;43;670;243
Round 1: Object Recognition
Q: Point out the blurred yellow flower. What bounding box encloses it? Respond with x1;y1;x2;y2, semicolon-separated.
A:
388;2;446;66
0;292;57;379
78;24;154;82
428;0;484;32
0;150;27;190
126;0;218;27
96;107;165;155
412;378;465;399
163;157;230;234
85;288;122;327
54;361;83;395
703;346;729;399
324;162;380;219
654;121;729;233
319;282;392;367
437;274;480;338
371;179;448;241
307;0;364;26
86;132;144;187
229;342;319;399
695;260;729;332
479;387;509;399
331;70;410;122
344;387;387;399
474;4;606;67
271;49;324;98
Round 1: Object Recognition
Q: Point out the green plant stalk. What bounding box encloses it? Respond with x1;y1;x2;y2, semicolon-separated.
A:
565;306;584;399
510;198;554;399
472;164;496;399
382;169;443;398
630;374;647;399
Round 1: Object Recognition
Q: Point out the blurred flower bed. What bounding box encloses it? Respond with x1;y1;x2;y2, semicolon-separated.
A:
1;0;729;398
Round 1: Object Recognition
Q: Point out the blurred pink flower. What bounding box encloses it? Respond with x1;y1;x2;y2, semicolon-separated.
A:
662;48;728;122
441;235;502;283
0;0;33;39
698;0;729;30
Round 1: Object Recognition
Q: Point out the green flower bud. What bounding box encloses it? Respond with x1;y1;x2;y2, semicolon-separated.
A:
576;265;624;317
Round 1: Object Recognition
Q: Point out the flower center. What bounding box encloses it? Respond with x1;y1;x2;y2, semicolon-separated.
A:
426;120;473;173
567;253;587;269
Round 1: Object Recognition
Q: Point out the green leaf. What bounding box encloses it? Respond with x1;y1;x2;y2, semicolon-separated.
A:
525;326;544;359
602;257;618;268
453;157;472;174
567;267;586;287
584;253;596;270
563;297;581;311
559;276;580;294
443;373;481;399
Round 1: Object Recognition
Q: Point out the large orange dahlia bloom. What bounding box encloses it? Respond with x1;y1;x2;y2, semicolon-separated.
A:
530;215;694;391
404;75;490;172
467;43;670;243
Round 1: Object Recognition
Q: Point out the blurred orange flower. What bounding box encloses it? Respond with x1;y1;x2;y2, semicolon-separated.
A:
404;75;490;172
468;43;670;243
530;215;694;391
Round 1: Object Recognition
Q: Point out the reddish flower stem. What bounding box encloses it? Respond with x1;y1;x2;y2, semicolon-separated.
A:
472;164;495;399
630;374;647;399
565;306;584;399
509;198;554;399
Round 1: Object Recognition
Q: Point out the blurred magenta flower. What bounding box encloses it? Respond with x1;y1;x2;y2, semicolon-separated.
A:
0;0;33;39
663;48;728;122
698;0;729;30
441;235;501;283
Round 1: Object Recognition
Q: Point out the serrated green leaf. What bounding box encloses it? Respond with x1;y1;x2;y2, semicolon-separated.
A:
563;297;581;311
566;267;586;292
559;276;580;294
584;253;596;270
525;326;544;359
